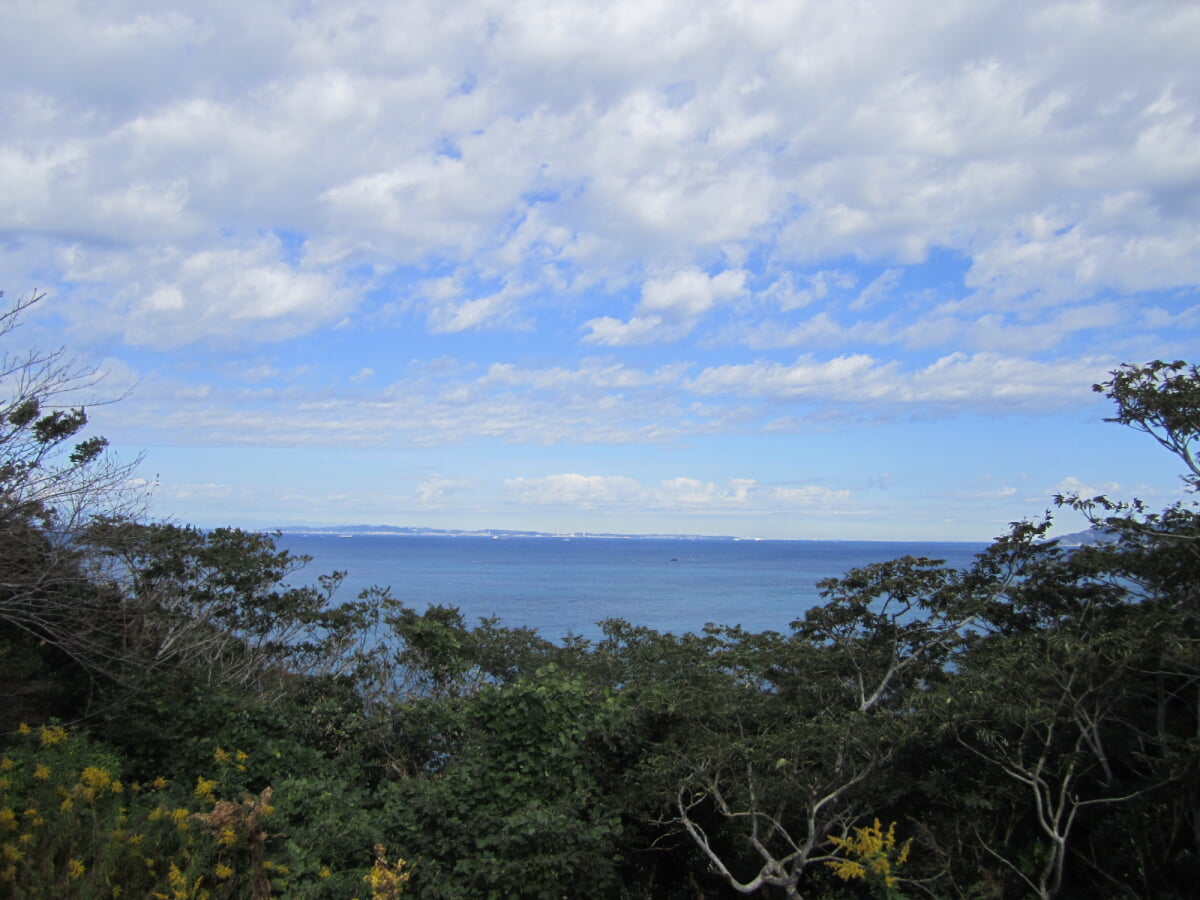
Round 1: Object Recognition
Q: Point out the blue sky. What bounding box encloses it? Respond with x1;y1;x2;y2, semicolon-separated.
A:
3;0;1199;540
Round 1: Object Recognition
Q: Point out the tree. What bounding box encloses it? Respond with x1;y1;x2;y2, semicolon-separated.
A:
925;361;1200;898
0;291;144;723
657;361;1200;898
1095;360;1200;487
0;291;138;529
383;663;629;899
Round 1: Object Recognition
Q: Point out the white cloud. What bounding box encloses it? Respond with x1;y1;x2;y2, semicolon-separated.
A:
429;292;516;334
505;474;644;508
850;269;903;310
1;0;1196;352
584;267;746;345
504;473;851;514
1051;476;1122;499
415;475;470;503
120;243;352;349
92;347;1123;456
765;270;857;312
689;352;1110;413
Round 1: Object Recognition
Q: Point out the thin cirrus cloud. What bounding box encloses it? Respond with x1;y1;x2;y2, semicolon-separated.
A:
504;474;851;514
90;352;1112;456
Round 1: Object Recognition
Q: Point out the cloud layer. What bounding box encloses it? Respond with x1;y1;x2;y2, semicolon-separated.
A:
3;0;1197;538
3;0;1196;349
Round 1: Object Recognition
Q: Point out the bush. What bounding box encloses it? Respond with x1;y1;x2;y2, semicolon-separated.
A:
0;723;399;899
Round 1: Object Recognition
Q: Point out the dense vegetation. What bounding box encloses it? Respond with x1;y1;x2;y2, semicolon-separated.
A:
2;291;1197;899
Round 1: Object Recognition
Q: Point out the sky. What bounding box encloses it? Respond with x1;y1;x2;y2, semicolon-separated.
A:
3;0;1199;541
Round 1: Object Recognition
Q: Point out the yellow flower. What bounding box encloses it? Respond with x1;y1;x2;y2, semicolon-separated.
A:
60;797;73;813
16;724;30;736
0;810;14;831
68;858;86;880
217;827;237;846
171;808;191;832
318;865;332;879
825;818;912;890
194;777;217;803
235;750;249;762
33;764;50;781
213;747;231;765
364;845;411;899
152;776;169;791
39;725;68;747
829;859;867;881
1;844;21;863
80;766;112;790
215;863;234;879
0;758;13;771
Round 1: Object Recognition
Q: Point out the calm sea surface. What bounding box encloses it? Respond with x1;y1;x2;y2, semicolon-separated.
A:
276;534;988;641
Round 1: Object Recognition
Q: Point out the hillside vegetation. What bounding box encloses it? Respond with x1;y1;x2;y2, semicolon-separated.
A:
2;293;1197;898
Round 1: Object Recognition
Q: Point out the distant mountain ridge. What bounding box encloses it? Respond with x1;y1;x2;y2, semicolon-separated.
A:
1050;527;1119;546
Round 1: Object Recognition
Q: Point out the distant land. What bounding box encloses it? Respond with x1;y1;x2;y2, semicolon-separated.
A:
278;524;748;541
274;524;1103;545
1048;527;1119;546
273;525;999;543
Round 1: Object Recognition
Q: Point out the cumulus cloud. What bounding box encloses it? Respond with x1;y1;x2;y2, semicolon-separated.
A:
504;474;644;508
3;0;1195;544
2;0;1196;352
584;268;747;345
1051;476;1123;499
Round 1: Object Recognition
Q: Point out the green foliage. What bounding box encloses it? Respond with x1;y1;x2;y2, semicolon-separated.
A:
0;723;375;899
1096;359;1200;486
384;663;628;899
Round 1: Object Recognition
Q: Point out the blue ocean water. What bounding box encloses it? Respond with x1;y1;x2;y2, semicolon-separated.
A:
276;534;989;641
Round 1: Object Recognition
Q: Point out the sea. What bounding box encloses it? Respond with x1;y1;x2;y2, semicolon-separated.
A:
275;533;989;642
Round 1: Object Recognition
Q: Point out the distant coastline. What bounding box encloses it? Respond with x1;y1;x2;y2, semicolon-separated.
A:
275;524;745;541
272;524;993;544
